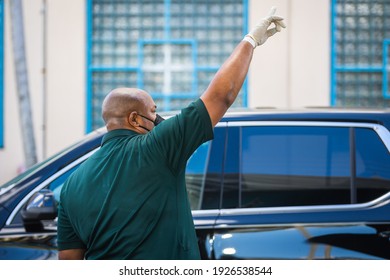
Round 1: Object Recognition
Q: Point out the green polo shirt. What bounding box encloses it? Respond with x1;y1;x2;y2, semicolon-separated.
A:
57;99;213;259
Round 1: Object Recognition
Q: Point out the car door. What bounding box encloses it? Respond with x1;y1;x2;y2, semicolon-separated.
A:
211;121;390;259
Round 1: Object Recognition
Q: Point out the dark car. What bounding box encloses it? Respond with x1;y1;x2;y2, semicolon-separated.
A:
1;108;390;260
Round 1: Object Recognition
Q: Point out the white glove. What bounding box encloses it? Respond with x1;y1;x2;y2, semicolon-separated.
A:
243;6;286;48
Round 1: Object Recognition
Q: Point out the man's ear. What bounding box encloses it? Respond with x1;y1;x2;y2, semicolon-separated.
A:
128;111;139;127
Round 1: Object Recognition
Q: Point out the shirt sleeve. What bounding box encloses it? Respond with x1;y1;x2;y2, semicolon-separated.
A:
57;199;86;251
148;98;214;174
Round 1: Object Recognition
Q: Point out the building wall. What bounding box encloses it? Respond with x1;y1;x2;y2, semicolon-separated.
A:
1;0;85;184
45;0;85;156
2;0;44;181
248;0;330;108
0;0;331;185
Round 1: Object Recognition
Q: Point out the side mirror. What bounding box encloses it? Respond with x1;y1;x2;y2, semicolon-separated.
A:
21;189;57;232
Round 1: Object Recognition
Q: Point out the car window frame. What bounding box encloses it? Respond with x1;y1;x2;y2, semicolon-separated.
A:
220;120;390;214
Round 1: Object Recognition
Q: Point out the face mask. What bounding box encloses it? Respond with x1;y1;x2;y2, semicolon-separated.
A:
139;114;165;131
153;114;165;126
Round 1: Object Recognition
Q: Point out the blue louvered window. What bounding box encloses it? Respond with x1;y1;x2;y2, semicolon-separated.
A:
331;0;390;107
87;0;247;131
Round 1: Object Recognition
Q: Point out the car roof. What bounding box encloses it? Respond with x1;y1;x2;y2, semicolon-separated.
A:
162;107;390;128
218;107;390;127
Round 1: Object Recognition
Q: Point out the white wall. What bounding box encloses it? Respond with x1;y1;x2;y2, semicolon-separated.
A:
248;0;330;108
2;0;44;181
0;0;85;184
45;0;85;154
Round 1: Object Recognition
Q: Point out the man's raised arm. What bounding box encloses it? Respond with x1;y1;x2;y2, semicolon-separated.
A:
200;7;286;127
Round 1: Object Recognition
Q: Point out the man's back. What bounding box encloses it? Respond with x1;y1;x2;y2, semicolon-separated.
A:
58;100;213;259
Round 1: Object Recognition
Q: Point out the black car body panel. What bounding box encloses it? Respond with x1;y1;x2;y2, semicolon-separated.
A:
0;228;57;260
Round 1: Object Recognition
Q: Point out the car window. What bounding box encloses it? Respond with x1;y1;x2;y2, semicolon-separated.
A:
186;141;211;210
48;165;80;203
355;127;390;202
232;126;352;208
185;126;225;210
222;127;240;208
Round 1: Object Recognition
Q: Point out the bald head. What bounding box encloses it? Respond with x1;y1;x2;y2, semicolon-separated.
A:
102;88;156;131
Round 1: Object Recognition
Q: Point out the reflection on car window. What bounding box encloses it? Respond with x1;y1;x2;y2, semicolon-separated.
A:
239;126;351;208
186;141;211;210
48;165;80;203
355;128;390;202
223;127;240;209
185;126;226;210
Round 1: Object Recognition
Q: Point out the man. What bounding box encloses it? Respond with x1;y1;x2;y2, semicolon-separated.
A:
58;7;285;260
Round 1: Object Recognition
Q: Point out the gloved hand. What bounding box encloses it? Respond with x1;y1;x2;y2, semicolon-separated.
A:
243;6;286;48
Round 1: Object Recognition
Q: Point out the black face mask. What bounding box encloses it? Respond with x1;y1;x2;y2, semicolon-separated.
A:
139;114;165;131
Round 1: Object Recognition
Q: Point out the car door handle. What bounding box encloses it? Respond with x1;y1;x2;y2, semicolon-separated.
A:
379;231;390;238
